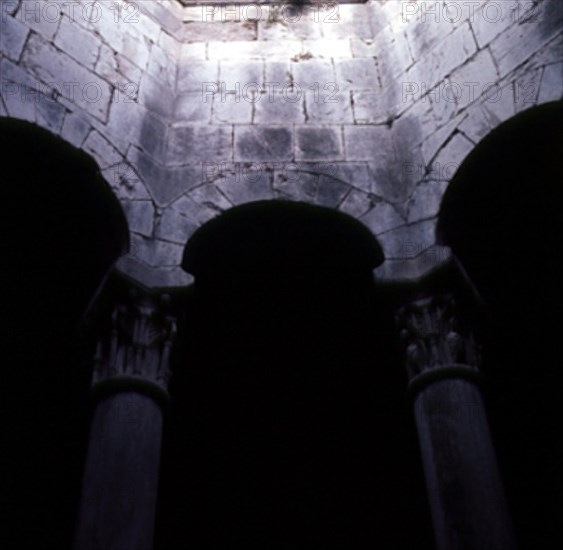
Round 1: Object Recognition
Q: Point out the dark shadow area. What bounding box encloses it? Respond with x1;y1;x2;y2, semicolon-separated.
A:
156;201;435;549
437;101;563;550
0;118;129;548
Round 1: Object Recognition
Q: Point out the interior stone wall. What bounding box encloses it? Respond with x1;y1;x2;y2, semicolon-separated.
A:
1;0;561;287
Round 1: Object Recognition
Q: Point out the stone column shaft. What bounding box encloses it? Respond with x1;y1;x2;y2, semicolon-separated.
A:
397;294;517;550
74;393;163;550
74;291;176;550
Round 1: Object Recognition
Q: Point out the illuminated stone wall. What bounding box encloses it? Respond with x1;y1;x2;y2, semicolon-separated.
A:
1;0;561;286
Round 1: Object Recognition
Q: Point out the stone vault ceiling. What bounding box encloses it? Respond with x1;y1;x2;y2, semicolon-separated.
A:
0;0;561;287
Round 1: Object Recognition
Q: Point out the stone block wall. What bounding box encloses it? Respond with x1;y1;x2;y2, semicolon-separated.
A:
1;0;562;286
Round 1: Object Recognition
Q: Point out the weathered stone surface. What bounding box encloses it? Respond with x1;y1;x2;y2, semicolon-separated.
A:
334;58;379;91
21;33;113;122
265;61;292;87
122;200;155;237
54;15;100;69
158;30;182;59
326;162;371;193
319;4;372;40
254;92;305;124
100;161;152;202
136;0;183;34
2;1;19;17
234;126;292;161
489;0;563;78
471;0;527;49
359;200;405;236
403;8;457;61
407;180;449;224
448;49;499;110
1;0;557;290
170;192;226;225
457;93;513;144
128;146;200;206
3;95;36;127
421;112;468;167
83;129;123;168
423;80;459;130
302;39;352;59
407;22;477;93
373;25;414;80
350;38;377;59
208;39;302;60
274;174;319;203
344;124;393;163
212;94;253;123
512;66;542;114
139;110;168;161
338;188;373;219
155;201;201;245
295;126;344;161
177;60;219;93
180;21;257;43
272;163;319;201
105;99;149;155
95;44;144;93
180;42;206;61
351;91;387;124
315;175;351;208
0;14;29;61
16;0;60;41
188;182;233;212
34;91;66;133
116;257;193;288
220;59;264;89
292;58;336;91
130;234;184;267
0;57;44;122
430;132;474;182
538;61;563;103
60;109;92;147
167;124;233;164
258;11;322;41
306;91;353;123
138;72;176;118
376;219;436;259
174;91;212;122
119;29;154;72
147;44;177;90
215;163;275;205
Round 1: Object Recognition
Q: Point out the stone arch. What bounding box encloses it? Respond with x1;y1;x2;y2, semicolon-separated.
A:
0;116;131;549
156;198;435;549
435;100;563;548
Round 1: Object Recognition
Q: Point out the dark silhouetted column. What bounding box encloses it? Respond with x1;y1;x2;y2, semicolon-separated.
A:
396;288;517;550
74;288;176;550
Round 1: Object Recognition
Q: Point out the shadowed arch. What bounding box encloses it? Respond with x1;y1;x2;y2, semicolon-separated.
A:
436;100;563;549
0;118;130;549
153;199;435;550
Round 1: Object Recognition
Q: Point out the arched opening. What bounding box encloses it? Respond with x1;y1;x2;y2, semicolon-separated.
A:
0;118;129;548
156;200;434;549
437;101;563;549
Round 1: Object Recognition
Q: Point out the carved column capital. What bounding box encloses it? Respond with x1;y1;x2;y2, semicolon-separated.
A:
395;293;481;390
92;288;177;403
